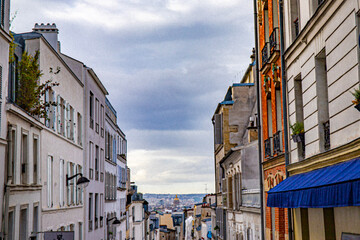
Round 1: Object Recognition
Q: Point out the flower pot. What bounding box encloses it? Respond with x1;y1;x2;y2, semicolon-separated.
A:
292;133;304;143
355;103;360;112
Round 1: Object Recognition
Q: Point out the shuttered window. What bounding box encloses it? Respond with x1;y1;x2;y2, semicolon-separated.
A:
47;156;53;208
59;159;64;207
214;114;223;144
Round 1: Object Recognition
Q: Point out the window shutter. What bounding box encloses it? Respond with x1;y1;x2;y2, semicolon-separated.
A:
73;109;76;142
60;159;63;207
66;103;70;138
72;164;76;204
67;162;71;205
63;100;67;137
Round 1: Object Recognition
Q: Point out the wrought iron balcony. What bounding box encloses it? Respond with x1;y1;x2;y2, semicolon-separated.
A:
269;27;280;56
264;137;273;158
323;120;330;150
273;131;282;154
261;42;270;68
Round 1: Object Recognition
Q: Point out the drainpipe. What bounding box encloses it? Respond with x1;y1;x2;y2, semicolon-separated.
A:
252;1;265;239
278;0;293;239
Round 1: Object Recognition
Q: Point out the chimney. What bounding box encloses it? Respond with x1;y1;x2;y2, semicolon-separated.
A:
33;23;59;52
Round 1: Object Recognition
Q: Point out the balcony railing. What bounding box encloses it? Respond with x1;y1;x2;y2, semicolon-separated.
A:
323;120;330;150
261;42;270;68
269;27;280;56
264;137;273;158
273;131;282;154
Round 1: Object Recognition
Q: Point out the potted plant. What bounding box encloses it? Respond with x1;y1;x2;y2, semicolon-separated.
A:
351;86;360;111
290;122;304;143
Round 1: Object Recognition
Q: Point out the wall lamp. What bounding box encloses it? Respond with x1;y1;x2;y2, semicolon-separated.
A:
66;173;90;189
107;217;121;226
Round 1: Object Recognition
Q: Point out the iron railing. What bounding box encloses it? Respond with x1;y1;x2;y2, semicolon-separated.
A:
269;27;279;56
264;137;273;158
273;131;282;154
261;42;270;68
294;18;299;37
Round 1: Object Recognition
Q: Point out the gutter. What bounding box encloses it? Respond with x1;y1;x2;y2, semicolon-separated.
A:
252;1;265;239
279;0;293;239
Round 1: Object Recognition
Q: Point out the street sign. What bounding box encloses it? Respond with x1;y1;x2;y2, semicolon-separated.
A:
44;231;74;240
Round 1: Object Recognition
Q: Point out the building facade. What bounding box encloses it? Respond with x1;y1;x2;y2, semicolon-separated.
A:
257;0;289;239
267;0;360;239
84;67;108;240
0;0;11;238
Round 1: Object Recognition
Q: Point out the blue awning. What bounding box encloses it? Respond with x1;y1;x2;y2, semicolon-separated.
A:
267;157;360;208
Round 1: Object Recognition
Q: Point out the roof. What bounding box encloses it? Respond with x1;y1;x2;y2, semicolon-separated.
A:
160;214;174;230
87;68;109;95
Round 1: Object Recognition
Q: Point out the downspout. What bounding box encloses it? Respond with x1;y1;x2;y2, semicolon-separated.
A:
278;0;293;239
252;1;265;239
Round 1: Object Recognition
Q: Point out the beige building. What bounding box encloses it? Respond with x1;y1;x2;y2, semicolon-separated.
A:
268;0;360;239
0;0;11;238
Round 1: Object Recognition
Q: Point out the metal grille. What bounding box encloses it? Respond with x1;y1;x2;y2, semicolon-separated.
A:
264;137;273;158
261;42;270;68
273;131;282;154
269;27;279;56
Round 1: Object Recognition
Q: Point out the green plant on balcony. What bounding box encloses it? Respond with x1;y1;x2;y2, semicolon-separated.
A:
351;86;360;111
16;50;59;119
272;63;280;87
263;76;271;96
290;122;304;143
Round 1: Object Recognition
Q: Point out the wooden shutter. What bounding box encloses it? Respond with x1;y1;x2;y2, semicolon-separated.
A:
52;91;56;131
67;162;71;205
57;95;61;133
45;90;50;127
73;108;76;142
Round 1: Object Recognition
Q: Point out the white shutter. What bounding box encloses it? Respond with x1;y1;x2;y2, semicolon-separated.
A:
47;156;51;207
57;95;61;133
66;103;70;138
73;109;76;142
72;164;76;204
63;100;67;137
60;159;63;207
67;162;70;205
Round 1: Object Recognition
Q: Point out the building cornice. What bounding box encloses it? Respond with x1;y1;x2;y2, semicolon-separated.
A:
6;102;43;130
288;137;360;175
262;153;285;171
0;27;12;42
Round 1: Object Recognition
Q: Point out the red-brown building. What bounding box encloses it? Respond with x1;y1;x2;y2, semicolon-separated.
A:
257;0;288;239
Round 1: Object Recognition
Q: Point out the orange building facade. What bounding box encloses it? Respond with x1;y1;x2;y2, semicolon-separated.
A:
257;0;288;239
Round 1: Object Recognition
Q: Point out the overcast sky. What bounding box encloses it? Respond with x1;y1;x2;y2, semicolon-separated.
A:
11;0;254;194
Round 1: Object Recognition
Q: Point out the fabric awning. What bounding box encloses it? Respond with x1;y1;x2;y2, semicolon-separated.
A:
267;157;360;208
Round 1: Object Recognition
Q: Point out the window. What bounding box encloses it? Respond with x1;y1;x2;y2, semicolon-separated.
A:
101;104;104;137
315;50;330;152
57;95;62;134
100;194;104;227
72;163;76;204
294;76;305;160
95;193;99;229
21;131;28;184
45;90;50;127
79;222;83;240
90;92;94;129
213;114;223;145
78;113;82;145
95;98;99;133
323;208;335;239
20;207;28;240
47;156;53;208
272;0;278;28
61;99;66;136
33;205;39;235
89;193;93;231
105;131;109;159
67;162;75;206
95;145;99;181
33;135;39;184
290;0;299;40
50;90;57;131
8;210;14;240
100;149;104;182
77;165;83;205
66;103;71;139
227;176;233;209
89;142;94;179
70;105;75;141
0;0;5;27
8;126;16;184
271;208;275;240
60;159;65;207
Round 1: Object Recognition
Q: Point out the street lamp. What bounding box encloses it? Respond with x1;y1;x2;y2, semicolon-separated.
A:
66;173;90;189
107;217;121;227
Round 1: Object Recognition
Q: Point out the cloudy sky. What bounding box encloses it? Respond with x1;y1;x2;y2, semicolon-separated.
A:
11;0;254;194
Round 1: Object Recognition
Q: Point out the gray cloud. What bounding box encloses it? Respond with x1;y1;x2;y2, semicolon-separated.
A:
11;0;254;193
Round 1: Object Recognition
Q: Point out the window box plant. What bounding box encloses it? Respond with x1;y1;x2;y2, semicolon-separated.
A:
351;86;360;111
290;122;304;143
